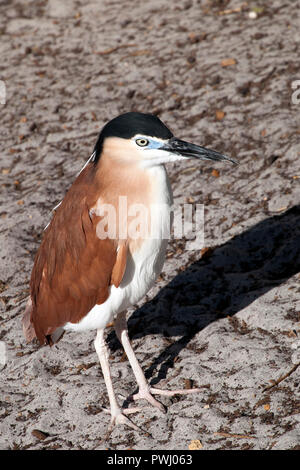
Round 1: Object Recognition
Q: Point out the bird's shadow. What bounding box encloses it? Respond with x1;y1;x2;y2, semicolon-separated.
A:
107;205;300;387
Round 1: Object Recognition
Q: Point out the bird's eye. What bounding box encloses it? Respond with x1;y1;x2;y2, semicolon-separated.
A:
135;138;149;147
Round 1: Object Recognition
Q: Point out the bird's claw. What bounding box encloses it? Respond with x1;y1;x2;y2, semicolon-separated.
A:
129;387;167;413
101;405;142;415
128;385;202;413
102;407;150;441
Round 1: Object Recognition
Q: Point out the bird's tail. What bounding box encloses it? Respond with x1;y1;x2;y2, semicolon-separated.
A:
22;296;65;345
22;297;36;342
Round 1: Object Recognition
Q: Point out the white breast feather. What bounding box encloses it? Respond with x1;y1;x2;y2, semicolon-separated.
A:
64;165;172;332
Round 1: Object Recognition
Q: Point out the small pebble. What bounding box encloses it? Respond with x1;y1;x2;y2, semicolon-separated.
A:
249;11;257;19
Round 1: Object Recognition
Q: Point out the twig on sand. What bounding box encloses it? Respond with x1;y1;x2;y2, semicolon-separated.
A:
262;363;299;392
218;3;248;15
214;432;255;439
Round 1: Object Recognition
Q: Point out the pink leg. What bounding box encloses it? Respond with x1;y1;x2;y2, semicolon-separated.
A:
94;328;141;435
114;312;202;412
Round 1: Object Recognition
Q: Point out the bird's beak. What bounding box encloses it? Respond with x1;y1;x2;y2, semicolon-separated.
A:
162;137;238;165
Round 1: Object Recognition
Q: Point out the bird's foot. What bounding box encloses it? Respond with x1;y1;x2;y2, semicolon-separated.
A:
101;405;142;416
101;406;150;440
129;385;202;413
108;409;140;435
129;387;166;413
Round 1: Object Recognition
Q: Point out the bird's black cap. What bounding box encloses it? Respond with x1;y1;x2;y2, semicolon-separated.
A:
93;112;173;163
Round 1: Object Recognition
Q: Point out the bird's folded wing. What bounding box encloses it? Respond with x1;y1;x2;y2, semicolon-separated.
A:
24;165;127;345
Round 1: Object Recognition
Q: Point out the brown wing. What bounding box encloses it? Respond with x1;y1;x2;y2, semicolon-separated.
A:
25;164;127;345
111;240;128;288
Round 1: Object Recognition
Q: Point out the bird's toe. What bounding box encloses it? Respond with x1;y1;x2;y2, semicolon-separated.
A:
104;408;150;440
129;388;167;414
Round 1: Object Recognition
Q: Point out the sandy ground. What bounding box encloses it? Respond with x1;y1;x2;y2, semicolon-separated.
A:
0;0;300;450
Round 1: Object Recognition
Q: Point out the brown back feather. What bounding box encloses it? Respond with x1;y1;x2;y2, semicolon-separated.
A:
28;164;124;345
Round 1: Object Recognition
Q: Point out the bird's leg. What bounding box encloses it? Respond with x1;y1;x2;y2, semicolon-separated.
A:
114;312;166;413
115;312;202;413
94;328;141;434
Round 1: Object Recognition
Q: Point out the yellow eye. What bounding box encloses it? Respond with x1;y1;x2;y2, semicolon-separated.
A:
136;138;149;147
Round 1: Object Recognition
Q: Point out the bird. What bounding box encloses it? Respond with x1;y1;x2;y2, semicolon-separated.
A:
22;112;237;434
